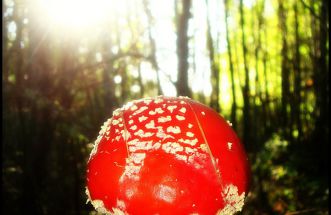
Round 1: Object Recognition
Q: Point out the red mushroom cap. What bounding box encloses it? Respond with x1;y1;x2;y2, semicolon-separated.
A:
86;96;250;215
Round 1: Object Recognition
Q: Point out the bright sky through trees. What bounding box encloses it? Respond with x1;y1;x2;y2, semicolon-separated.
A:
5;0;275;111
22;0;221;98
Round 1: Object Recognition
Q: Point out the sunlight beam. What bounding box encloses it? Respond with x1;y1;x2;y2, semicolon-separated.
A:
37;0;113;30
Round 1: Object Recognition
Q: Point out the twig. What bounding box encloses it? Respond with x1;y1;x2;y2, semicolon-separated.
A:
299;0;321;20
285;208;325;215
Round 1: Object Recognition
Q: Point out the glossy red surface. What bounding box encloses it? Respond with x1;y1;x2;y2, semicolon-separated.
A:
86;96;250;215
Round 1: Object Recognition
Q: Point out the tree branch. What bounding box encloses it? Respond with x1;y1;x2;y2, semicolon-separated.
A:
299;0;321;19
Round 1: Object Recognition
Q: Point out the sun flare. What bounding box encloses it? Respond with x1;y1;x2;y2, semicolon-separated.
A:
38;0;114;30
31;0;214;99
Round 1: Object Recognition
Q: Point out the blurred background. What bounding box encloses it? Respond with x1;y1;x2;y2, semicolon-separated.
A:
2;0;329;214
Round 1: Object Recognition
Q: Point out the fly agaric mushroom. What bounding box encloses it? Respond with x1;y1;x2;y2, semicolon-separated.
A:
86;96;250;215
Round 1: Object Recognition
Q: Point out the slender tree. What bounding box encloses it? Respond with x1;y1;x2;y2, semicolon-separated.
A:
278;0;291;139
311;0;329;173
206;0;221;112
100;35;118;116
137;62;145;97
293;1;303;140
239;0;251;147
261;10;271;134
176;0;192;97
224;0;237;130
3;2;9;83
120;63;130;103
143;0;163;95
251;1;263;144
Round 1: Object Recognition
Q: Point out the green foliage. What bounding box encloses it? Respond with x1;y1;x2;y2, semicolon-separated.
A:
247;133;328;214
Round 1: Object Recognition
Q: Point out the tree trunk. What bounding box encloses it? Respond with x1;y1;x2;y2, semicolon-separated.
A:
206;0;220;112
143;0;163;95
293;1;303;141
176;0;192;97
101;31;118;116
224;0;237;130
3;2;9;83
239;0;251;147
252;1;263;146
278;0;291;139
262;25;271;134
120;64;129;103
311;0;329;176
137;62;145;97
